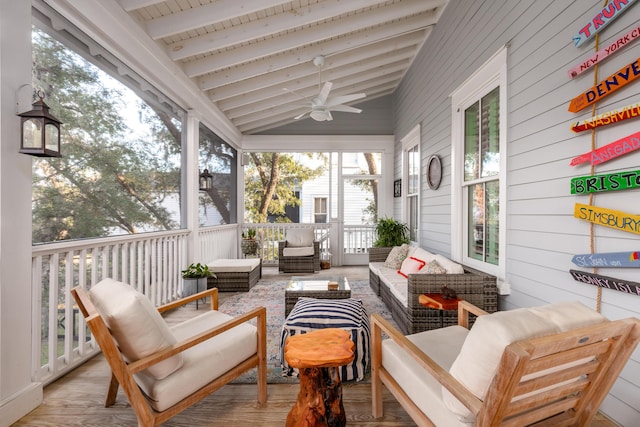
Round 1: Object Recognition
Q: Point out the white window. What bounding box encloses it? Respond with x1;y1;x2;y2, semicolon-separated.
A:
402;125;420;243
314;197;328;223
451;47;507;278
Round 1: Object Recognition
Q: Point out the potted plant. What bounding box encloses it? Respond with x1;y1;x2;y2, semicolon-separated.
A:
241;228;259;256
181;262;215;298
373;217;410;247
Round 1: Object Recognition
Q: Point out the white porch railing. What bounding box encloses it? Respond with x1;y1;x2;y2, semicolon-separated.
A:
33;223;374;385
32;230;190;385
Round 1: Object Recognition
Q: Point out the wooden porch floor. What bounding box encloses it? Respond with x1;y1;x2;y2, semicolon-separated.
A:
14;266;619;426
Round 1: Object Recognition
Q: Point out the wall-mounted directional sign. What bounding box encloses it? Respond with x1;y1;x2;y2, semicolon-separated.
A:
571;169;640;194
570;269;640;297
572;251;640;268
571;102;640;132
569;23;640;78
570;130;640;166
574;203;640;235
568;58;640;113
571;0;637;48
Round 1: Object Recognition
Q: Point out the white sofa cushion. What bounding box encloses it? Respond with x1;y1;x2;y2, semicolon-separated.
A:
443;301;607;421
136;310;257;412
283;246;315;257
435;254;465;274
382;326;472;426
89;278;183;380
410;247;437;265
207;258;260;273
286;228;314;247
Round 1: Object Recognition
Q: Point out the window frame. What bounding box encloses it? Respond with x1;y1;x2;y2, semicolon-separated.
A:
451;47;507;278
401;125;421;244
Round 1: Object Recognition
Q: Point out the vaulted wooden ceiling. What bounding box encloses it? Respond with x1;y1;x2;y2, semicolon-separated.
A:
117;0;449;134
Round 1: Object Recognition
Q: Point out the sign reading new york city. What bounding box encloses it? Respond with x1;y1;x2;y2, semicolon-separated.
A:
570;269;640;297
568;58;640;113
569;23;640;78
571;169;640;194
571;0;637;48
574;203;640;235
571;102;640;132
570;130;640;166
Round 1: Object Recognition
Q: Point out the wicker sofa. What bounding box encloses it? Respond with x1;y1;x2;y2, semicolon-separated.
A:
369;246;498;334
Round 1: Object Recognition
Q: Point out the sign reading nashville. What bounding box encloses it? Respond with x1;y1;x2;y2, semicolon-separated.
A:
571;102;640;132
574;203;640;235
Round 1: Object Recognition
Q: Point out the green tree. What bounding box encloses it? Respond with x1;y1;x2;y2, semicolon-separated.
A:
244;153;326;223
31;29;180;243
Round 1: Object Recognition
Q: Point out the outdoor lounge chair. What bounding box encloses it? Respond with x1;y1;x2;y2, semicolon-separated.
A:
71;278;267;427
278;228;320;273
371;300;640;426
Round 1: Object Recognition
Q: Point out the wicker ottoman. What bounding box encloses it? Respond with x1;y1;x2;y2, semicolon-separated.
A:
280;297;370;381
206;258;262;292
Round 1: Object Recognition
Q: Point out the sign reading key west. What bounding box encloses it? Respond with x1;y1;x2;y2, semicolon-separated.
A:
574;203;640;235
571;169;640;194
568;58;640;113
571;0;637;48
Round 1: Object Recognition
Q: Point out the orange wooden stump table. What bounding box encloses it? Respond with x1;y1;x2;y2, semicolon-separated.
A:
284;328;355;427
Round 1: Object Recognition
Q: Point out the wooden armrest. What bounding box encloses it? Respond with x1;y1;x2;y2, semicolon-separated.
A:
457;300;488;329
371;314;482;416
129;306;267;374
157;288;219;313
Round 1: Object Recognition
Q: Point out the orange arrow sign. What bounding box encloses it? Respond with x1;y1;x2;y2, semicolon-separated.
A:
568;58;640;113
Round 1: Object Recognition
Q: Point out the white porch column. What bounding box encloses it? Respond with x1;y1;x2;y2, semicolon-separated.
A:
183;110;201;263
0;1;44;425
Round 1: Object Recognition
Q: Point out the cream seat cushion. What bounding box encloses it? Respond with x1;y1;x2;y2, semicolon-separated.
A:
283;246;315;257
285;228;314;247
89;278;183;380
135;310;258;412
382;325;472;426
207;258;260;273
442;301;607;421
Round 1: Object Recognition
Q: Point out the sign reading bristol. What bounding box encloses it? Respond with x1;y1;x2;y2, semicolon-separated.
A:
571;169;640;194
571;0;637;48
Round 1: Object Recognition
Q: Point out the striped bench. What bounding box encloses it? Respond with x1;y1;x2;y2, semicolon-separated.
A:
280;297;370;381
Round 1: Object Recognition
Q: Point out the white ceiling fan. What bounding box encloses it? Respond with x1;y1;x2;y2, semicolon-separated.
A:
287;55;366;122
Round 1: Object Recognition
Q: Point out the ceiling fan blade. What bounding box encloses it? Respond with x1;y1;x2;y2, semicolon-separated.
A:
326;92;366;107
283;87;308;101
294;111;310;120
318;81;333;103
329;105;362;114
327;111;333;121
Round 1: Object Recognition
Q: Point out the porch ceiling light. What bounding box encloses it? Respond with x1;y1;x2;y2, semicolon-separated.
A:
199;169;213;191
18;91;62;158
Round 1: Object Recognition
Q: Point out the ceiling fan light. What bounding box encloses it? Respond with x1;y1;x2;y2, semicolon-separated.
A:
310;110;329;121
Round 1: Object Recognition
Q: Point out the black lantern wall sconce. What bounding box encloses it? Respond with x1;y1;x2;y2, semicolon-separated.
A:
199;169;213;191
17;89;62;158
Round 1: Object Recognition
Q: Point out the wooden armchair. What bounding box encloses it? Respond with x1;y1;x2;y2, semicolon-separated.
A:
72;278;267;427
372;300;640;426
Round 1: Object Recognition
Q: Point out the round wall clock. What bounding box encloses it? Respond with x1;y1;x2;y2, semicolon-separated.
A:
426;155;442;190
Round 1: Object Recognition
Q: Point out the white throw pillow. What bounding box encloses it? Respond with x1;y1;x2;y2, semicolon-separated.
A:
397;256;426;278
89;278;183;379
286;228;314;247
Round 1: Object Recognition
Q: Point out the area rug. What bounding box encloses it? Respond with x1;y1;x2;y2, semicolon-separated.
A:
217;278;397;384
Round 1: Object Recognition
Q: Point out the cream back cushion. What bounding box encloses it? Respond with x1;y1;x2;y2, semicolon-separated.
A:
286;228;314;247
89;278;183;379
442;301;606;421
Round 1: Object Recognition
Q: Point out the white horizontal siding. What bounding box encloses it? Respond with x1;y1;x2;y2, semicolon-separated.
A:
394;0;640;423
